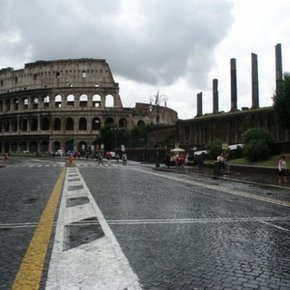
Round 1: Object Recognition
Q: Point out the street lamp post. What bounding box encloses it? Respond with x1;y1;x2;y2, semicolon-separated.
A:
149;91;168;168
114;128;117;153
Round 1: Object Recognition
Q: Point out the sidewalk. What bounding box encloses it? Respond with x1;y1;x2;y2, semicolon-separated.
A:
154;163;290;189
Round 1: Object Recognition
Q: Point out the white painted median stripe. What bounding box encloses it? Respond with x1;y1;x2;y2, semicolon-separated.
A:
46;167;141;290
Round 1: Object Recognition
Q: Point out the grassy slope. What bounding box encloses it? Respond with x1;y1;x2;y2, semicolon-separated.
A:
228;153;290;169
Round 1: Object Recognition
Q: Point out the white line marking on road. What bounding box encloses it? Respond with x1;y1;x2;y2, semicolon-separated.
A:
46;167;141;290
0;222;38;229
106;216;290;225
260;221;290;232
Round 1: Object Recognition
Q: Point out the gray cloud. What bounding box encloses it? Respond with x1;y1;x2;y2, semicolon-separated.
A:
0;0;233;89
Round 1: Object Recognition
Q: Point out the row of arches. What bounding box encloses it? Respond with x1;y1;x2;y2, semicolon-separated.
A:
0;116;129;133
0;93;117;113
0;139;95;154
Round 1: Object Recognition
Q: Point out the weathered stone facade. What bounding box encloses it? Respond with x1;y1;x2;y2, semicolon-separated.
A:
178;107;290;149
0;59;178;154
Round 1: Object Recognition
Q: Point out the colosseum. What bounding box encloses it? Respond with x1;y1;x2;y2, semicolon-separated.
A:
0;59;178;155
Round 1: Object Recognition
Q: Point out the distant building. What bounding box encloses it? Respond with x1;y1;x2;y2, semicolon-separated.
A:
0;59;177;154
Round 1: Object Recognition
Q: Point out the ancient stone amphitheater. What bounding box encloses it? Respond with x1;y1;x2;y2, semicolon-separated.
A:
0;59;177;154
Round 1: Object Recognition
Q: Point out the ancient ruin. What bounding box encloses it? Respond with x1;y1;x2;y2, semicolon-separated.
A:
0;59;177;154
179;43;289;150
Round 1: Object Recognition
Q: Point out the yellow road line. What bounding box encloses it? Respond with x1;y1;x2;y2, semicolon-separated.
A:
12;167;66;290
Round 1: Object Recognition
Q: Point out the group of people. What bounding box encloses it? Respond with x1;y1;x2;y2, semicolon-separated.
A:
165;153;188;168
96;152;127;166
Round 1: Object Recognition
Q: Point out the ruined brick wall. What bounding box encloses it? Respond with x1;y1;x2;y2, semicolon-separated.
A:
178;107;290;148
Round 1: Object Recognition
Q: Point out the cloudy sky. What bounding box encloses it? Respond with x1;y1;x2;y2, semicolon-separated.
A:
0;0;289;119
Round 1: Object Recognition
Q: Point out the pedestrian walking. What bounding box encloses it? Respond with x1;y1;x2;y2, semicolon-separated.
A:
122;153;127;165
98;153;104;165
107;154;112;166
278;155;288;184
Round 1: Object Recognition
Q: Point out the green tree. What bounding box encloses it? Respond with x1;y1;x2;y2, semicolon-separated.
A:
130;125;149;147
242;128;272;161
273;73;290;129
98;125;130;151
205;139;223;160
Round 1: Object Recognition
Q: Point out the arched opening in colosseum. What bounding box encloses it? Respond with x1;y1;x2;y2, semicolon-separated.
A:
92;118;101;130
137;120;145;127
52;141;61;152
54;95;62;108
32;96;39;109
105;94;114;107
21;119;28;131
65;117;74;131
80;94;88;107
20;141;27;152
119;118;127;128
53;118;61;131
78;141;87;155
11;141;17;152
13;99;19;110
105;117;114;127
5;100;11;111
4;120;9;132
11;119;17;132
23;97;29;109
55;95;62;108
30;118;38;131
40;141;49;152
67;94;75;107
29;141;38;152
0;120;2;132
79;117;87;131
44;95;50;108
92;94;101;107
41;118;49;131
0;101;3;111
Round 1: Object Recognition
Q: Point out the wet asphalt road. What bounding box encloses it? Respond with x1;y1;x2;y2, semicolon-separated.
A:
1;158;290;289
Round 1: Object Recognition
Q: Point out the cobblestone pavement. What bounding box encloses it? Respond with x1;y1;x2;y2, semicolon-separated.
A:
79;162;290;290
2;158;290;289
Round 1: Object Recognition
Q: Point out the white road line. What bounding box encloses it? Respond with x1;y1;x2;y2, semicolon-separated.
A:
0;222;38;229
261;221;290;232
106;216;290;225
46;167;141;290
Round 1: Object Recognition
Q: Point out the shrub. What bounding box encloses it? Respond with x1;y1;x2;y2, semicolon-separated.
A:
206;139;223;160
242;128;272;145
242;128;272;161
243;139;270;161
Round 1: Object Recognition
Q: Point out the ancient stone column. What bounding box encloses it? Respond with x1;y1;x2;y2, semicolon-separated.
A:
230;58;238;111
275;43;283;89
196;92;203;117
213;79;219;114
251;53;259;109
